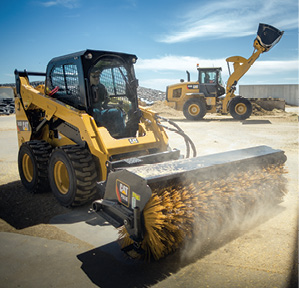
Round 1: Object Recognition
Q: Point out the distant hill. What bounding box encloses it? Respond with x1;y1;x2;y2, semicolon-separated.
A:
0;82;165;104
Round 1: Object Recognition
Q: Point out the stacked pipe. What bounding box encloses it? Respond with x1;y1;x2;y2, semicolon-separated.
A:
118;163;287;260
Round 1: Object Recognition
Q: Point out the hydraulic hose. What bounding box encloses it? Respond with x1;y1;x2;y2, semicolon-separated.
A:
155;115;197;158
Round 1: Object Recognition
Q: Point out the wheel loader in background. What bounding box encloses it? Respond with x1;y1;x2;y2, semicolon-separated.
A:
14;32;287;260
165;23;284;120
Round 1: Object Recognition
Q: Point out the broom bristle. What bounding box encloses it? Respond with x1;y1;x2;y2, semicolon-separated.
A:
118;164;287;260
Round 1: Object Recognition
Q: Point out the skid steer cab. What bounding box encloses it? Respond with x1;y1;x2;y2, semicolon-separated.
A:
166;23;284;120
14;49;182;207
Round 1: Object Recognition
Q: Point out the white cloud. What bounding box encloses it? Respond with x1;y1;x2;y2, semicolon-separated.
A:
158;0;298;43
137;55;298;75
136;55;227;72
136;55;299;90
139;78;179;90
137;55;298;73
4;73;14;78
40;0;79;9
248;60;299;75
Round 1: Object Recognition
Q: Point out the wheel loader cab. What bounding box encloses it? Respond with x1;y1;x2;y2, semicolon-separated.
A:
45;50;140;139
198;67;225;97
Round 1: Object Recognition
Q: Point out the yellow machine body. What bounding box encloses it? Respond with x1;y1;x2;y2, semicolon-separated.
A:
14;43;287;261
15;77;169;182
14;49;182;207
165;23;284;120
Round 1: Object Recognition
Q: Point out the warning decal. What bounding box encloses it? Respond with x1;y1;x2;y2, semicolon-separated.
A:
16;120;31;131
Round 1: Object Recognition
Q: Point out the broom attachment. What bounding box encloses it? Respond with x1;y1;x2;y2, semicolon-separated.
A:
118;163;287;260
93;146;287;261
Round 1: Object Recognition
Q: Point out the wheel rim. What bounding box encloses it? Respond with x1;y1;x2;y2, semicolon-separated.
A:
22;153;33;182
53;160;69;195
188;104;200;116
235;103;247;115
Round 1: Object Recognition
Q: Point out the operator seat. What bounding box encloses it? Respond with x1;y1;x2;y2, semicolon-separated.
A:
204;74;210;84
91;84;125;138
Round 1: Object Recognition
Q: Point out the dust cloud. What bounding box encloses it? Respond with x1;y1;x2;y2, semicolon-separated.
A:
179;164;288;261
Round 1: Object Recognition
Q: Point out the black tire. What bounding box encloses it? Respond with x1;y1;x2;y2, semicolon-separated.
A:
18;140;52;193
8;104;15;114
229;97;252;120
48;145;98;207
183;98;207;120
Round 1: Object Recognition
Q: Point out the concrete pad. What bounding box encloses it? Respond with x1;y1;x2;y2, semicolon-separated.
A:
0;232;97;288
50;206;119;249
0;114;297;287
285;106;299;115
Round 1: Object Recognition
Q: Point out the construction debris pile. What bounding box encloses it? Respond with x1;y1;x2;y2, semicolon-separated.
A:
251;102;285;116
0;87;15;115
137;87;166;105
118;163;287;261
0;99;14;115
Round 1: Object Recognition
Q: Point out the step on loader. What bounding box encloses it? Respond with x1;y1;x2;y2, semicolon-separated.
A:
14;46;287;260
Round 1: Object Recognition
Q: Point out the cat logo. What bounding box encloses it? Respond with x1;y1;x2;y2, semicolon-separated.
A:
116;180;130;207
187;84;199;90
128;138;138;144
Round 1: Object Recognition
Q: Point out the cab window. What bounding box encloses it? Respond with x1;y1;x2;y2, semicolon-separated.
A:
200;71;217;84
89;57;135;138
48;64;82;108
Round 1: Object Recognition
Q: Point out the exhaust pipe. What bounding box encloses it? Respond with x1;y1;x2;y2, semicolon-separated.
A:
186;70;190;82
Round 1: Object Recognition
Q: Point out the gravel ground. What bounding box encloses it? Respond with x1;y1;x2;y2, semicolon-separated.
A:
0;103;298;287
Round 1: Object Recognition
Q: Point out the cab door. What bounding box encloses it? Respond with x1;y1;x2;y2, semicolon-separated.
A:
199;70;218;96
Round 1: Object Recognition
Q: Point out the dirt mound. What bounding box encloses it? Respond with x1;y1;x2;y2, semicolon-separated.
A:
147;101;294;120
251;103;298;122
252;103;285;116
146;101;184;118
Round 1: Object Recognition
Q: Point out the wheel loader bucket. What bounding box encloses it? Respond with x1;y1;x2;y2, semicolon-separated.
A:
256;23;284;51
93;145;287;260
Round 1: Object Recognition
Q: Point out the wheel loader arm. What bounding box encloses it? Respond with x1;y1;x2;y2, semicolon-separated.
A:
225;43;264;95
222;41;267;114
222;23;283;113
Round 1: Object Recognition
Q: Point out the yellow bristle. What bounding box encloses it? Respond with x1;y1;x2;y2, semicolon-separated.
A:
118;164;287;261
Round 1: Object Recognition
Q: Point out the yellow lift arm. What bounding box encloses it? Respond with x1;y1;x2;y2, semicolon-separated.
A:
222;24;284;113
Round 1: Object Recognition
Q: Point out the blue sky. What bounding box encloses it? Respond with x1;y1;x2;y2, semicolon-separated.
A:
0;0;298;91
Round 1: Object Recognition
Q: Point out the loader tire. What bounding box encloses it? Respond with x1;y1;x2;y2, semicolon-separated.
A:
48;145;98;207
18;140;52;193
229;97;252;120
183;98;207;120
